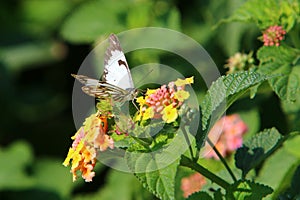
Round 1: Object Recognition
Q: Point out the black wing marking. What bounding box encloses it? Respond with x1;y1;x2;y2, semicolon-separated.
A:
103;34;123;67
102;34;134;89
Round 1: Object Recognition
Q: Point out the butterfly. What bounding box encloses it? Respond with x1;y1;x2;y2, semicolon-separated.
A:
72;34;138;103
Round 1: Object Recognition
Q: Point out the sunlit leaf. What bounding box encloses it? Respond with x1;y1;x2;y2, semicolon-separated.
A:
235;128;283;178
60;0;127;43
219;0;300;30
22;0;72;35
257;46;300;102
200;71;269;131
126;148;181;200
0;141;34;189
256;144;300;198
226;180;273;200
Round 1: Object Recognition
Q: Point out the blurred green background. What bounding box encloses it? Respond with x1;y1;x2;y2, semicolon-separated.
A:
0;0;273;199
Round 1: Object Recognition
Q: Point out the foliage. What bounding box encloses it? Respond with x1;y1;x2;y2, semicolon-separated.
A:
200;71;269;131
1;0;300;200
235;128;284;178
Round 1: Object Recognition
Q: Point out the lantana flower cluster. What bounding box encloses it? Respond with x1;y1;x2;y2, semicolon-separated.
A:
202;114;248;159
63;112;114;182
136;77;194;123
63;77;193;182
224;52;254;74
262;25;286;46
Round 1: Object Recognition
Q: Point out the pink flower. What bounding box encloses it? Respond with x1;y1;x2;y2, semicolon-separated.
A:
224;52;254;74
181;173;206;198
262;25;286;46
136;77;193;123
202;114;248;159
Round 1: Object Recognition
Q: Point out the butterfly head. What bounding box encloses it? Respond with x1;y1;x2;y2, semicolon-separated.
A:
124;88;139;101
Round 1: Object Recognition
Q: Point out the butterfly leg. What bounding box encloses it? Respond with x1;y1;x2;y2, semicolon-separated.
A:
132;100;139;111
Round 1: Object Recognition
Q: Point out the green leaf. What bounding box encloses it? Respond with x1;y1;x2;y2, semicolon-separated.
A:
226;180;273;200
22;0;72;35
0;41;65;71
219;0;300;30
213;189;224;200
126;142;182;200
126;1;181;30
200;71;268;131
60;0;181;43
283;133;300;158
73;170;154;200
235;128;284;178
255;141;300;198
187;191;213;200
126;1;152;28
289;165;300;198
282;106;300;131
281;91;300;131
0;141;34;189
132;160;179;200
60;0;127;43
33;158;75;198
257;46;300;102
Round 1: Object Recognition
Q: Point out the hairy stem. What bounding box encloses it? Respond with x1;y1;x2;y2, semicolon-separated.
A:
180;155;231;190
181;125;195;159
207;138;237;182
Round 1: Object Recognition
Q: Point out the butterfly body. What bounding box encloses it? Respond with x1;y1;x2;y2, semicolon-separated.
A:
72;34;137;103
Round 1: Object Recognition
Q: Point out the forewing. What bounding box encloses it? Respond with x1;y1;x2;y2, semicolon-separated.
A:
103;34;134;90
72;74;128;101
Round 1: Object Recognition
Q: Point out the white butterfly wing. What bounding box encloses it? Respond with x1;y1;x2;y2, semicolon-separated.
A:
72;34;137;102
102;34;134;90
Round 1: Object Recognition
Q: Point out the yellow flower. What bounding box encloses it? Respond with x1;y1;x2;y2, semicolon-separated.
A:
136;96;145;105
175;76;194;87
63;147;75;167
63;113;112;182
71;141;84;168
186;76;194;84
136;96;146;112
143;107;154;120
64;140;97;182
162;104;178;123
85;116;102;143
146;89;157;95
174;90;190;102
135;112;142;121
83;114;96;132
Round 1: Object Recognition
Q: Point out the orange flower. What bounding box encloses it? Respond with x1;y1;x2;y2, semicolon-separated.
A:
63;114;113;182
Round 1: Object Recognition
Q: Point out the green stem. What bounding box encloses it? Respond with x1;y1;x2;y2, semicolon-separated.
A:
207;138;237;182
131;136;152;150
180;155;231;190
181;125;195;160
